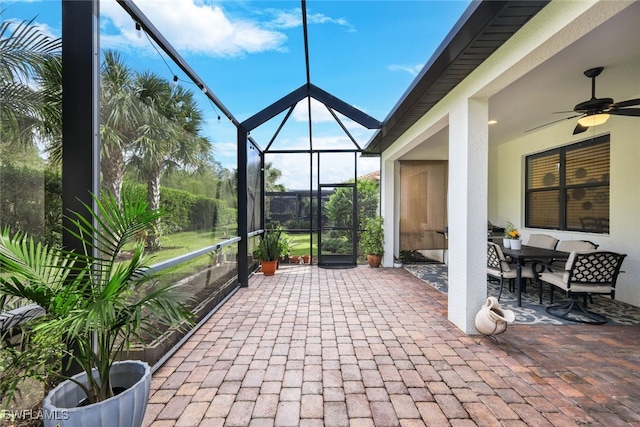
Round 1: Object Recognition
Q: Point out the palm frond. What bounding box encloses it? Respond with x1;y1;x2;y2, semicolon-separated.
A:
0;18;61;82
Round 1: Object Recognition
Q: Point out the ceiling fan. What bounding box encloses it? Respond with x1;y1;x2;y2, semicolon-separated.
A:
528;67;640;135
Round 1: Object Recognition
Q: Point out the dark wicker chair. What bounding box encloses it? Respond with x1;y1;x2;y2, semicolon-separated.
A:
539;251;626;324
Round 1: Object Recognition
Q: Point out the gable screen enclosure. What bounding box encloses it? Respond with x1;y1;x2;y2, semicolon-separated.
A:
0;1;381;404
235;1;384;271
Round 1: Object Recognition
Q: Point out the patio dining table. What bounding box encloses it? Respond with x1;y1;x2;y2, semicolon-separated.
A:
501;244;569;306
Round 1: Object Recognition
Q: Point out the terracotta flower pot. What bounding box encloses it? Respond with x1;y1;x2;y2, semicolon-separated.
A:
260;260;278;276
367;254;382;268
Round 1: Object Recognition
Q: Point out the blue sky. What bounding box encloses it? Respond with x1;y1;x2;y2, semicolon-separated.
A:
4;0;470;188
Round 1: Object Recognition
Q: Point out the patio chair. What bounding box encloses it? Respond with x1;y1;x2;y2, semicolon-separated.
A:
539;251;626;324
526;234;558;249
548;240;599;271
487;242;535;301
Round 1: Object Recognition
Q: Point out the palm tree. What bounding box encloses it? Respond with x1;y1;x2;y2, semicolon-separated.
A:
264;162;285;192
0;17;62;150
129;72;212;248
99;50;141;204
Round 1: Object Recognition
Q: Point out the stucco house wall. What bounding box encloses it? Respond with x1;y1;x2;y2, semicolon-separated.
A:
378;0;639;331
489;118;640;306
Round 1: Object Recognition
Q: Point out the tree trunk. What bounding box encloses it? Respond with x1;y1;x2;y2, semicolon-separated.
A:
100;150;125;207
145;169;162;250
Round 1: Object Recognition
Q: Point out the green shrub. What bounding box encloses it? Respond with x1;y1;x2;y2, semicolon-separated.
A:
254;229;284;261
360;216;384;256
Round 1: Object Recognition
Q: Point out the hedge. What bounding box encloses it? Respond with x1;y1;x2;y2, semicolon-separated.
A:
0;167;237;245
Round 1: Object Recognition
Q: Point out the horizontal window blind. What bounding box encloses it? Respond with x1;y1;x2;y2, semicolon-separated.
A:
525;135;609;233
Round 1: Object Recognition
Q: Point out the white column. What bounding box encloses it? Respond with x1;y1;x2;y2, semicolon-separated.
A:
380;156;395;267
447;98;489;333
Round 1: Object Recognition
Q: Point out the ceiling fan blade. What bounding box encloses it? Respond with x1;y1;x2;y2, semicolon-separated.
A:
573;123;588;135
609;108;640;117
525;114;582;133
610;98;640;108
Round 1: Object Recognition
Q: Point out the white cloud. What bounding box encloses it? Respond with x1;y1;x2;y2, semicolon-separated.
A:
3;17;60;40
292;98;333;123
267;9;301;29
307;12;355;33
267;151;379;190
291;98;372;130
100;0;287;57
265;8;355;32
98;1;356;58
388;63;424;77
211;140;237;169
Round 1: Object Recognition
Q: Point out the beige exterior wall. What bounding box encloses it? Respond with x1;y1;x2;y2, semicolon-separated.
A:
380;0;640;324
489;118;640;306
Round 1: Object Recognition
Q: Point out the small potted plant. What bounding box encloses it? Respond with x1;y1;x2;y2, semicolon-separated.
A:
361;216;384;267
0;191;194;427
393;254;404;268
503;221;514;248
254;228;284;275
504;221;522;250
289;255;301;264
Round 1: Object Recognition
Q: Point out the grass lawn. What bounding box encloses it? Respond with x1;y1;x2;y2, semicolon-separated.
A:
135;230;238;286
286;232;317;256
153;230;229;260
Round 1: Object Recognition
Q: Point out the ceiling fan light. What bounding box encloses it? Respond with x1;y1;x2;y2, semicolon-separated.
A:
578;113;610;127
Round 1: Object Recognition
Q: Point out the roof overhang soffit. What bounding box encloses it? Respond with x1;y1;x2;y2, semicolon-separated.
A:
240;83;382;132
362;0;549;156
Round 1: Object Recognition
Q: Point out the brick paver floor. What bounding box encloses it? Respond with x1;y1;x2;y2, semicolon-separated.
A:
143;265;640;426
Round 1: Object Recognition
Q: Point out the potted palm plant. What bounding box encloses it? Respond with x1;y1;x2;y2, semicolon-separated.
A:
0;191;193;427
361;216;384;267
254;228;284;276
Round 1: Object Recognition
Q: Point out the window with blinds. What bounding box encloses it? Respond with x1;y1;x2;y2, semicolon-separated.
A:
525;134;610;233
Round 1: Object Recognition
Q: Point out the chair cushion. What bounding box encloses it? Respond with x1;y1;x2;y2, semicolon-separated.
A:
539;271;568;291
499;263;535;279
540;251;619;296
527;234;559;249
556;240;597;252
567;283;614;294
487;267;502;278
549;246;595;271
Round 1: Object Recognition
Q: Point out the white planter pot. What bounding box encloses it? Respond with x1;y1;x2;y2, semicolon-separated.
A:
393;262;403;268
42;360;151;427
503;238;511;248
510;239;522;250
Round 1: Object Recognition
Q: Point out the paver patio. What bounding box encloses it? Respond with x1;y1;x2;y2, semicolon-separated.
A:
143;265;640;426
